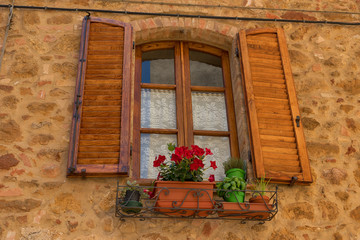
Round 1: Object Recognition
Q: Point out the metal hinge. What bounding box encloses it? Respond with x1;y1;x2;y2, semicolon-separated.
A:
296;116;300;127
133;41;135;49
67;166;76;174
130;145;133;156
235;47;239;58
81;168;86;178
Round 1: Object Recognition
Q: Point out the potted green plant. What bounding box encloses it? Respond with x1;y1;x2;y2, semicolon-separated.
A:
216;176;246;203
153;143;217;216
121;180;147;214
222;157;247;179
249;177;271;204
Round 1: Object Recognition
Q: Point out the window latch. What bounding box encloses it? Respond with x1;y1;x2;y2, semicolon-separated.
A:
295;116;300;127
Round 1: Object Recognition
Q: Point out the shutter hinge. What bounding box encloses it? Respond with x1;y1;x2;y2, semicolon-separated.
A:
81;168;86;178
133;41;135;49
290;176;298;186
248;150;252;163
80;58;86;62
67;166;76;174
296;116;300;127
130;145;133;156
235;47;239;58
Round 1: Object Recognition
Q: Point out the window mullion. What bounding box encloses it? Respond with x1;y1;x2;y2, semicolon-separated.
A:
181;42;194;146
175;42;185;147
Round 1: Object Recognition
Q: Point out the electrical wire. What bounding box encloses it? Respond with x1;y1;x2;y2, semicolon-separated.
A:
122;0;360;16
0;4;359;26
0;0;14;71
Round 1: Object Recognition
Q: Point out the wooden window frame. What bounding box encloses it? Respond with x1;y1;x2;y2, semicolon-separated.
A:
133;41;239;183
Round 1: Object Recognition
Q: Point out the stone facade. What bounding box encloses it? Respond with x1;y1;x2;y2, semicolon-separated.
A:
0;0;360;239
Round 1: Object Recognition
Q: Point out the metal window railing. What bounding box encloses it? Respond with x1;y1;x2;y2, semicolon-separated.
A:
115;181;278;223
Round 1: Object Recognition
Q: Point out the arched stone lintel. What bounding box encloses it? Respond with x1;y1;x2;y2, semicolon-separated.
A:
130;17;238;51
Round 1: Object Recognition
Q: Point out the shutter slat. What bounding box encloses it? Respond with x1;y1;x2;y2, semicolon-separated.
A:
239;28;312;184
80;122;121;128
264;164;301;173
83;100;121;106
80;128;120;134
258;113;291;120
261;140;297;149
82;111;121;117
79;140;120;146
260;135;295;143
78;152;119;158
78;158;119;164
248;52;281;60
80;134;120;140
79;146;120;152
259;129;294;137
262;146;297;154
67;17;132;177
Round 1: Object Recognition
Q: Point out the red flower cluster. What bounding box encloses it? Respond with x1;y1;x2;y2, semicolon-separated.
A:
190;158;205;171
153;155;166;167
153;143;217;182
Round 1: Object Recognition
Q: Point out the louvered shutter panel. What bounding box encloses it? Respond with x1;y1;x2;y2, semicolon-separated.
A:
238;28;312;184
67;17;132;177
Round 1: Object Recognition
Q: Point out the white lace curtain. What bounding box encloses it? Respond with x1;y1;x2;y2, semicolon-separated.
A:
140;89;230;181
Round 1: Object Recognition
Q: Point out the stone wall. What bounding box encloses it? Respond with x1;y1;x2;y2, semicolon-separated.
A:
0;0;360;239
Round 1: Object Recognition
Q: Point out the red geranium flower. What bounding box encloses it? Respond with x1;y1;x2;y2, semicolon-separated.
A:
210;161;217;170
171;153;182;164
208;174;215;182
191;145;205;156
190;158;204;171
153;155;166;167
205;148;213;155
175;146;188;158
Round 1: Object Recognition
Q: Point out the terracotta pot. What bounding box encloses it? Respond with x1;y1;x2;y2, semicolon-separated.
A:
154;181;216;217
218;202;273;219
249;195;270;204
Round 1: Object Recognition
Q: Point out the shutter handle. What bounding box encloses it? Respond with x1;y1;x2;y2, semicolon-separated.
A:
296;116;300;127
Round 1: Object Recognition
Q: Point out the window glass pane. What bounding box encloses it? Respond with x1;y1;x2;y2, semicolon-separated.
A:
141;89;176;129
140;134;177;179
192;92;228;131
194;136;231;181
142;49;175;84
189;50;223;87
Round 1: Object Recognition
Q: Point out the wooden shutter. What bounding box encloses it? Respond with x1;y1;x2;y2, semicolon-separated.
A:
67;17;132;177
238;28;312;184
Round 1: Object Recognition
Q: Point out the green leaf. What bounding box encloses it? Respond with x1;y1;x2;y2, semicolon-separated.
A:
167;143;175;152
223;183;231;189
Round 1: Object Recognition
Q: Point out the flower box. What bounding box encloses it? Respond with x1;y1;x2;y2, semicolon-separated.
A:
154;181;216;217
218;202;274;219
